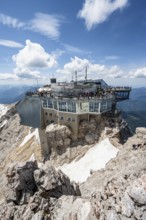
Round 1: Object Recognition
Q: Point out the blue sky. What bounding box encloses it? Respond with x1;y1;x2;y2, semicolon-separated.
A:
0;0;146;87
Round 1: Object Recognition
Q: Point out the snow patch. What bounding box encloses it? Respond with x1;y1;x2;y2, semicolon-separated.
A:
0;104;8;119
29;153;36;161
20;128;40;147
0;119;7;128
58;138;119;183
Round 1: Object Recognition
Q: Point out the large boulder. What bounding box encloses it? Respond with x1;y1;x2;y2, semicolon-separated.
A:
34;162;80;198
5;161;37;205
45;124;72;156
127;174;146;205
0;161;81;220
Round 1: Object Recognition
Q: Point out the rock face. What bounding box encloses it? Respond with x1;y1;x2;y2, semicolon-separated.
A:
78;111;131;145
45;124;72;157
0;161;80;220
0;104;146;219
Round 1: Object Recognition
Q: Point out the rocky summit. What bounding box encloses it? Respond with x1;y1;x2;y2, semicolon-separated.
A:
0;104;146;219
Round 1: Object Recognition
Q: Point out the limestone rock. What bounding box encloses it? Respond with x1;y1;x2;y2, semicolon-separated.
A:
85;133;95;144
121;192;134;217
127;174;146;205
5;161;37;205
34;162;80;198
105;210;120;220
52;195;99;220
45;124;72;156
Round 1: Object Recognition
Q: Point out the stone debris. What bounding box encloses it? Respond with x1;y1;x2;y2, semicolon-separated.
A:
0;161;80;220
0;105;146;219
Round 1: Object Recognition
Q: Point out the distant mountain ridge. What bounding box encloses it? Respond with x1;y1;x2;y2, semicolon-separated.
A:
0;85;37;104
118;87;146;132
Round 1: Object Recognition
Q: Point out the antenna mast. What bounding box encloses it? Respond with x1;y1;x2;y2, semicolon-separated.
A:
85;66;87;81
75;71;77;83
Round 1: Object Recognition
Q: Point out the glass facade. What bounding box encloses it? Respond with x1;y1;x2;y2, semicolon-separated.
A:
58;101;67;111
100;101;107;112
68;102;76;112
42;99;112;113
89;102;99;112
42;99;53;108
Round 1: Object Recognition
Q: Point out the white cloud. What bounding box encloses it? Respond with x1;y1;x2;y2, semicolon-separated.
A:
105;55;120;60
63;44;85;54
0;13;24;28
12;40;58;79
0;73;18;80
27;13;64;39
78;0;129;30
56;56;123;80
0;13;64;40
0;39;23;48
129;67;146;78
14;68;41;79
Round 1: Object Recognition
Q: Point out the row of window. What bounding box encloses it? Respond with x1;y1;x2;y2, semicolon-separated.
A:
45;111;76;123
42;100;76;112
60;116;75;122
43;100;112;113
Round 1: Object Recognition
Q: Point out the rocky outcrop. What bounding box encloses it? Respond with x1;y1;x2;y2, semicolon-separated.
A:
0;161;80;220
78;111;131;146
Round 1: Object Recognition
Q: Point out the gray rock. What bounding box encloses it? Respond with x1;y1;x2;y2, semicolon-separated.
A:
105;210;120;220
121;192;134;217
85;133;95;144
134;209;143;220
34;162;80;198
5;161;37;205
142;211;146;220
128;175;146;205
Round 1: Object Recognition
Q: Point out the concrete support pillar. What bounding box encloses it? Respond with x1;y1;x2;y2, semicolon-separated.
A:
38;128;50;161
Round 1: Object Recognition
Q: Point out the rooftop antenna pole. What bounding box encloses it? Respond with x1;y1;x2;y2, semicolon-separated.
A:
72;72;74;81
85;66;87;81
36;78;39;89
75;71;77;83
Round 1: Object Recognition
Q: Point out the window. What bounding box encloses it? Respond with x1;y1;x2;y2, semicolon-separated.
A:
53;101;58;110
72;118;75;122
47;100;53;108
68;102;76;112
89;102;99;112
45;112;48;116
100;101;107;112
60;116;64;120
42;100;47;108
49;113;52;116
42;99;53;108
68;118;71;121
58;101;67;111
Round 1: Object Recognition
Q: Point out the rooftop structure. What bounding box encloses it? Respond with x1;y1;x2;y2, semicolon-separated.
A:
16;78;131;138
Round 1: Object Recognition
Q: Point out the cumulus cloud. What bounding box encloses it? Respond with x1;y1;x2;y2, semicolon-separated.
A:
0;73;18;80
0;13;24;28
12;40;58;79
128;67;146;78
78;0;129;30
0;39;23;48
56;56;123;80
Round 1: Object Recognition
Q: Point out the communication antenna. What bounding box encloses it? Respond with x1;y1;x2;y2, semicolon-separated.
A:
36;78;39;89
72;72;74;81
75;71;77;83
85;66;87;81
